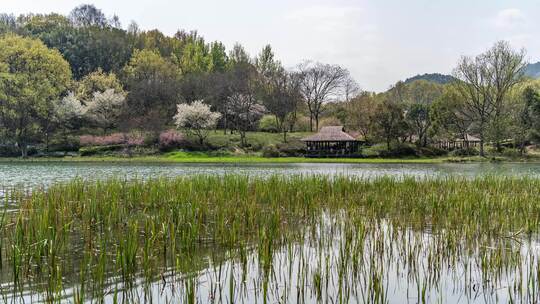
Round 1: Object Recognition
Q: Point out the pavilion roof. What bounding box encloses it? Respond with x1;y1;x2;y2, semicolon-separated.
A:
301;126;357;142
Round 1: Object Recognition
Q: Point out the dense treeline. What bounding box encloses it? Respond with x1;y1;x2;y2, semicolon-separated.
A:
0;4;539;158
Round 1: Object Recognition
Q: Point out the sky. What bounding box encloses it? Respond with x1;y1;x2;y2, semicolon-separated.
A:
3;0;540;92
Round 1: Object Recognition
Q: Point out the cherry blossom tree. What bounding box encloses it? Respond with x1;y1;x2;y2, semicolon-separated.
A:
173;100;221;145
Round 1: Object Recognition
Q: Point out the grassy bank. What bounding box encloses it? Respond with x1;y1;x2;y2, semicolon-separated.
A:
2;175;540;302
3;152;540;164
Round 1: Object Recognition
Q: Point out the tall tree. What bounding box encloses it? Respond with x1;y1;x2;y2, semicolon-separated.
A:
298;61;348;131
374;97;408;150
0;35;72;157
226;64;262;146
262;69;302;142
69;4;110;28
345;92;378;143
453;41;526;156
76;68;124;102
123;49;181;124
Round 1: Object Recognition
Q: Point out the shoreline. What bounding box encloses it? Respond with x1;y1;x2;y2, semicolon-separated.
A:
1;154;539;164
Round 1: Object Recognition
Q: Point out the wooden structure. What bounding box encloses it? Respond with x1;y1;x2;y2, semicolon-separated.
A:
302;126;360;157
434;134;481;150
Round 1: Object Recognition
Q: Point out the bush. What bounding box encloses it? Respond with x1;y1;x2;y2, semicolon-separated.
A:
500;147;522;158
79;145;123;156
80;133;126;146
49;136;80;152
258;115;279;133
275;140;305;157
417;146;448;157
0;144;20;157
362;143;418;157
262;145;280;158
449;147;479;157
159;130;185;151
292;115;311;132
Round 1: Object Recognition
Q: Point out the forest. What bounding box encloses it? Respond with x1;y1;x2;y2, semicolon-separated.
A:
1;4;540;159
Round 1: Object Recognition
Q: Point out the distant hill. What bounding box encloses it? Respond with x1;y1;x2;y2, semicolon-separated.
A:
524;62;540;79
404;73;456;85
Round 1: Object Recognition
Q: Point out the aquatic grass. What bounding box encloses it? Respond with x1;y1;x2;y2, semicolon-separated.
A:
2;175;540;302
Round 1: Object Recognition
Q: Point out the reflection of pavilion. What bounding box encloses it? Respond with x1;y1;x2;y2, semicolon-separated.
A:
302;126;361;157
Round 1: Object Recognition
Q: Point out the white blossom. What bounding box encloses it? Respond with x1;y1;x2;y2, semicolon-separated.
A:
173;100;221;144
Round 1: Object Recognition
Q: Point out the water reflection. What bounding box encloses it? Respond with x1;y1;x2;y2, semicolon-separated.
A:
2;161;540;189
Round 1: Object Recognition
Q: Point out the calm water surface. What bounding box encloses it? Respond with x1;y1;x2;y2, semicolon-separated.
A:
2;161;540;189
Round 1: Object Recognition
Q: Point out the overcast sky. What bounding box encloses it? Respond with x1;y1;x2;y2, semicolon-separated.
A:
3;0;540;91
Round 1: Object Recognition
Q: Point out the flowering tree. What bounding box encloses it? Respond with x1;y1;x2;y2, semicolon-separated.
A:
173;100;221;145
85;89;126;133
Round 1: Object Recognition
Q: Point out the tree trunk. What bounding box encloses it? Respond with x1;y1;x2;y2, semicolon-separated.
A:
309;115;313;132
20;143;28;158
283;130;287;143
314;114;319;132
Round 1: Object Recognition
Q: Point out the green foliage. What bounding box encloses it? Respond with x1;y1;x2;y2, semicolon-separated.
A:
122;49;181;119
449;147;479;157
262;145;280;157
258;115;279;133
76;68;124;102
0;34;72;156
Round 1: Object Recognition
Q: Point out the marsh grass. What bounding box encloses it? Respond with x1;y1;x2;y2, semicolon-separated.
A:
1;175;540;302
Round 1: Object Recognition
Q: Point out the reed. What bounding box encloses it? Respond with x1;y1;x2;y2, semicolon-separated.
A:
1;175;540;302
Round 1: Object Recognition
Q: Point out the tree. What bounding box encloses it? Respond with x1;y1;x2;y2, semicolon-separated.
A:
515;86;540;152
228;43;251;66
76;68;124;102
374;98;407;150
69;4;109;28
406;103;431;146
453;41;526;156
431;86;472;145
173;100;221;145
225;62;263;146
85;89;126;133
345;92;378;143
343;73;361;102
298;61;348;131
255;45;280;78
209;42;228;72
0;35;72;157
123;49;181;122
262;69;302;142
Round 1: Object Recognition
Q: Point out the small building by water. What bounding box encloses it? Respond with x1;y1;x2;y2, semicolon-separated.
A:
434;134;481;150
301;126;361;157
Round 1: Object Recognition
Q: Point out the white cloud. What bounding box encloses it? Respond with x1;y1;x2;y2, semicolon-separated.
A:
493;8;526;29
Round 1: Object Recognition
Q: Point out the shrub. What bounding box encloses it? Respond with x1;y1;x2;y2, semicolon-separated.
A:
79;145;123;156
449;147;479;157
275;140;306;157
49;136;80;152
0;144;20;157
258;115;279;133
80;133;125;146
159;130;185;151
126;133;145;147
417;146;448;157
262;145;280;157
363;143;418;157
292;115;311;132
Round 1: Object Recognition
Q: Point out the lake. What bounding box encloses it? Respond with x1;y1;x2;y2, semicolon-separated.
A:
2;161;540;189
2;161;540;303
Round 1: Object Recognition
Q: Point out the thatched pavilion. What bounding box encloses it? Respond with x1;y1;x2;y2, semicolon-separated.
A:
301;126;360;157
